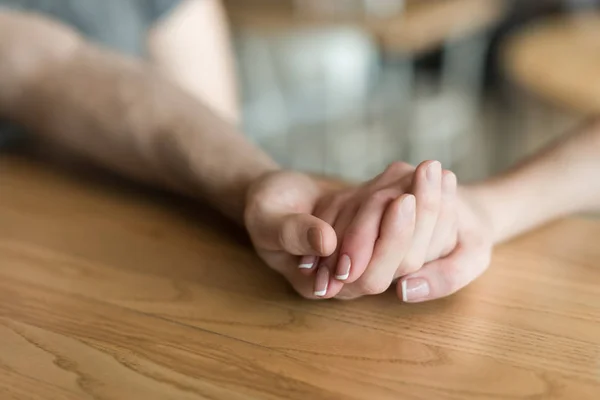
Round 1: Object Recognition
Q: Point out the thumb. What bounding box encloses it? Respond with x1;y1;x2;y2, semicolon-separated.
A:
397;242;491;303
251;211;337;256
277;214;337;256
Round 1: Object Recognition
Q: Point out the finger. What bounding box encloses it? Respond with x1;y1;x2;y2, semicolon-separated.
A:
276;213;337;257
368;161;415;191
339;194;416;298
425;170;458;261
397;160;443;277
278;266;328;300
397;240;492;303
274;255;341;300
313;204;359;297
296;195;349;276
334;187;401;282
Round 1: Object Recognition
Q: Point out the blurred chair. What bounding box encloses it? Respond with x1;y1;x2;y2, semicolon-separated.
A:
225;0;505;180
501;9;600;165
372;0;506;177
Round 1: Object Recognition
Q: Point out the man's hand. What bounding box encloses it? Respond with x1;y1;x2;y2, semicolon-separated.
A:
315;161;458;300
245;162;459;300
244;171;340;299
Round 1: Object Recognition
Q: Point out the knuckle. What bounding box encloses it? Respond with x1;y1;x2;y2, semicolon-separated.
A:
334;286;361;300
357;277;390;296
330;191;355;210
277;224;291;250
341;228;362;245
399;257;424;276
440;262;462;294
385;161;413;175
369;190;395;205
335;292;361;300
374;162;414;185
365;189;401;210
420;194;441;214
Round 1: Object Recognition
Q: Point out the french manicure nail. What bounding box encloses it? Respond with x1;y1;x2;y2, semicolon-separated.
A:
401;278;430;302
426;161;441;183
335;254;351;280
314;266;329;297
298;256;316;270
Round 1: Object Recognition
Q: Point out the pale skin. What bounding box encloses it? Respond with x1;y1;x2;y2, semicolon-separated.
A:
246;161;460;300
295;118;600;302
0;9;460;302
302;161;458;299
110;1;600;300
147;0;240;124
324;119;600;302
3;8;596;303
397;118;600;302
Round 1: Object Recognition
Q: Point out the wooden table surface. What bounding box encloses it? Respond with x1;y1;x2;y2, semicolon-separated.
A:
503;12;600;115
1;155;600;400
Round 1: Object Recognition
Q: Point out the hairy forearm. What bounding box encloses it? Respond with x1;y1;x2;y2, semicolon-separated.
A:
465;118;600;243
0;11;278;222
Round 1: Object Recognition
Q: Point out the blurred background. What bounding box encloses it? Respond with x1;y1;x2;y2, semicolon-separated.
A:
223;0;600;182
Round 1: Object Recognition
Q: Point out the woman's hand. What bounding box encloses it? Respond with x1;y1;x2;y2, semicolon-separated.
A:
398;187;495;303
314;161;458;300
244;161;460;300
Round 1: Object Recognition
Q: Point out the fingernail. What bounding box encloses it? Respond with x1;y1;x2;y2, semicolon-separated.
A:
335;254;351;280
401;278;430;302
443;172;457;195
308;227;323;254
426;161;441;184
298;256;316;270
314;266;329;297
401;195;416;217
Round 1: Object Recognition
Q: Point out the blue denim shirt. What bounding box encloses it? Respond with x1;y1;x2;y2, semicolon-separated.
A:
0;0;181;147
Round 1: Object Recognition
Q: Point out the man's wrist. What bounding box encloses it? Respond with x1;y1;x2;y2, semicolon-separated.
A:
212;162;281;225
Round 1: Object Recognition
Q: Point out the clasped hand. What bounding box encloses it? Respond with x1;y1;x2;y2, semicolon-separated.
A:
245;161;493;302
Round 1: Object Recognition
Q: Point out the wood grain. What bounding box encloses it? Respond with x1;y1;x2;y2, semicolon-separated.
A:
1;155;600;399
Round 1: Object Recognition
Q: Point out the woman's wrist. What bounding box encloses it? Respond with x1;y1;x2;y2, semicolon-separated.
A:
459;183;507;243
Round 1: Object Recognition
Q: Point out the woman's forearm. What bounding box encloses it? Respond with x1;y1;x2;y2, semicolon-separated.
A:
1;10;278;223
147;0;239;124
465;118;600;243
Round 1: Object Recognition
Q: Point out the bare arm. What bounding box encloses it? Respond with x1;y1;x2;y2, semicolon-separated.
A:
0;10;277;222
465;118;600;243
147;0;239;124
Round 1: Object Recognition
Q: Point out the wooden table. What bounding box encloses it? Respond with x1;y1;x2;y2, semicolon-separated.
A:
1;155;600;399
503;12;600;115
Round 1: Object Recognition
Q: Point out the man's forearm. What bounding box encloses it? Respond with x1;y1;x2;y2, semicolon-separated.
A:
465;118;600;243
1;11;278;222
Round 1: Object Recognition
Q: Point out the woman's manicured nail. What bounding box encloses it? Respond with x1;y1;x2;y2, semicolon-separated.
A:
335;254;351;280
299;256;317;270
314;266;330;297
401;278;430;302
